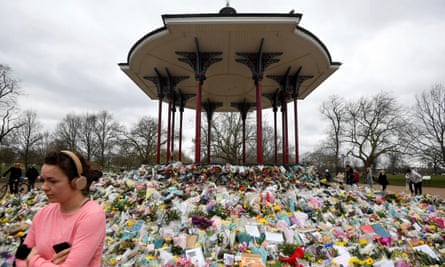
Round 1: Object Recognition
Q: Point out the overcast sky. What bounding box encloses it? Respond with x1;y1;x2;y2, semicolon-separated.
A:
1;0;444;158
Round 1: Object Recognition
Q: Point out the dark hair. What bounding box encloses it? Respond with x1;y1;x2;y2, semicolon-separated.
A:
43;150;102;194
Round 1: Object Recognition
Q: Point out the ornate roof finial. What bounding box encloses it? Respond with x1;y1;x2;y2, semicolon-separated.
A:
219;1;236;14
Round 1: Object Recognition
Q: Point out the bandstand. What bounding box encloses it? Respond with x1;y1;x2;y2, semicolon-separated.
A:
118;5;341;165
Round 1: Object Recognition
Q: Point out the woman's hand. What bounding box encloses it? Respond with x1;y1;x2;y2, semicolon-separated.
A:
52;248;70;265
26;247;38;267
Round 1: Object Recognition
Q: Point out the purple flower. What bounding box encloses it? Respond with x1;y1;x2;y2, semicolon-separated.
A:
191;215;213;230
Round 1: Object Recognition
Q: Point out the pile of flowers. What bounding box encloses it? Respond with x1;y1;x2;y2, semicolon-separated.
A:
1;163;444;266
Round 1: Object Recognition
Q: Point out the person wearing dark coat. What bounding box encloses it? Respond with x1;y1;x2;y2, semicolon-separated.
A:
3;162;22;194
26;164;40;190
345;165;354;185
378;169;389;192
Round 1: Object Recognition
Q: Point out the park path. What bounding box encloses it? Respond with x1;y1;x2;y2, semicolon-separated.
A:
372;184;445;198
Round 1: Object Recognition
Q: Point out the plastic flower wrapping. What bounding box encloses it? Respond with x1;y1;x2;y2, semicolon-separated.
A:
0;163;444;267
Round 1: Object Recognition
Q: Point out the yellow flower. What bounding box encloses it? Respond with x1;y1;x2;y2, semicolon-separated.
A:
359;239;368;246
335;241;346;246
257;217;268;225
146;256;155;261
17;231;25;237
273;204;281;211
109;258;116;266
366;257;373;265
348;257;359;265
106;237;114;244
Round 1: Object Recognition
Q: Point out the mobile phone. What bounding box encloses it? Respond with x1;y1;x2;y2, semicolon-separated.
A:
52;242;71;253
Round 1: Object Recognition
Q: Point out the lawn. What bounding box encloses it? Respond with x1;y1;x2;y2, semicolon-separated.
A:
386;173;445;188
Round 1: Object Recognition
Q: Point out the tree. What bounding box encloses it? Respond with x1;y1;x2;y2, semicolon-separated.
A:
343;92;406;169
93;111;122;168
34;131;51;165
320;95;346;171
302;142;338;171
123;116;159;165
201;112;256;164
53;113;82;151
0;64;23;144
411;84;445;170
262;123;282;164
13;110;43;167
78;113;98;161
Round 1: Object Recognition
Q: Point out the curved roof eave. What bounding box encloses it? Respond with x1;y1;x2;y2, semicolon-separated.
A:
120;26;168;66
297;25;342;67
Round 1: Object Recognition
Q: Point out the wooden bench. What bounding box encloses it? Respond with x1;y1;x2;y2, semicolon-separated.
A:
422;176;432;184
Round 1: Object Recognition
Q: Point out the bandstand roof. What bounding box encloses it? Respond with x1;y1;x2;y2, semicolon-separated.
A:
119;6;341;112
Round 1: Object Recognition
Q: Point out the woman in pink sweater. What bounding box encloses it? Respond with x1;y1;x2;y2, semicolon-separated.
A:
15;150;105;267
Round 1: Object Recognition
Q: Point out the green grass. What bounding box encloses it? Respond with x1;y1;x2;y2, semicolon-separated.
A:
386;174;445;188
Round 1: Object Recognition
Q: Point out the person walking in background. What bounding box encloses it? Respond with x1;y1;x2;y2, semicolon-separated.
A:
15;150;105;267
2;162;22;194
26;164;40;190
366;167;373;190
325;169;332;182
405;168;423;196
352;168;361;186
345;165;354;185
378;169;389;192
405;171;414;194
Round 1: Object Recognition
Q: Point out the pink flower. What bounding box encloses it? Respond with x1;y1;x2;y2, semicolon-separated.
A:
395;259;411;267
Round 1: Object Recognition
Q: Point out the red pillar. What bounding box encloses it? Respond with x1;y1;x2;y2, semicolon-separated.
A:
170;107;176;161
255;81;264;164
207;117;211;163
242;119;246;164
156;99;162;164
166;101;171;162
179;110;183;162
281;103;289;164
273;109;278;165
235;38;282;164
294;99;299;164
283;103;289;164
195;80;202;163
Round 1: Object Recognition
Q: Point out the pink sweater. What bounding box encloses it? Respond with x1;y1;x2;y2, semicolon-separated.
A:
16;200;105;267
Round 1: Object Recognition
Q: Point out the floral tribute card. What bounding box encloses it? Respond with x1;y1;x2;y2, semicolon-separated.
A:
185;247;206;267
240;253;264;266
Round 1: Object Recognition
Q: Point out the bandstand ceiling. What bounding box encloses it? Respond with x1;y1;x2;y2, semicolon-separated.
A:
119;7;341;112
